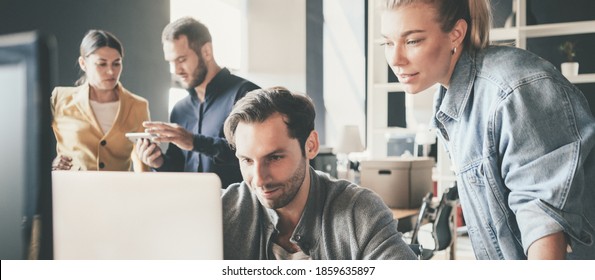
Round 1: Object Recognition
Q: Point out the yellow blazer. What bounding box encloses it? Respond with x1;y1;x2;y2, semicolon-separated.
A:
51;83;150;171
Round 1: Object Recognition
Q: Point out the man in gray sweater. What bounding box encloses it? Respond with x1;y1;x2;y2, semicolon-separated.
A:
221;87;416;260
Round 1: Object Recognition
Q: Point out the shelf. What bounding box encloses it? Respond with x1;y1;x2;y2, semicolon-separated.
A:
521;20;595;38
490;27;518;41
491;20;595;42
565;73;595;84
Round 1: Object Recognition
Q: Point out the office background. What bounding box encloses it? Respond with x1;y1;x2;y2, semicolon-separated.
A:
1;0;594;261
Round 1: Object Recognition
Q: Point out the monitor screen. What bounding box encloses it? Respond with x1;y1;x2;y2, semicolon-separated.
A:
0;31;55;259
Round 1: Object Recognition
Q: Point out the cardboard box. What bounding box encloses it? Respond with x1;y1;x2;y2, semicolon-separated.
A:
360;157;433;209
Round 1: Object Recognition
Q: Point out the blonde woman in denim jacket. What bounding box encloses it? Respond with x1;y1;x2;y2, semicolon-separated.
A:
380;0;595;259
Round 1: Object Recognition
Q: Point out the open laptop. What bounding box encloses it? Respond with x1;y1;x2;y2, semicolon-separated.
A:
51;171;223;260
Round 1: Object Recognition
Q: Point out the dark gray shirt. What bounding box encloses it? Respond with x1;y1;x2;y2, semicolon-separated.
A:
156;68;259;187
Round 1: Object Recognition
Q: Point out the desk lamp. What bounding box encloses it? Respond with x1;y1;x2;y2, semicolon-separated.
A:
335;125;364;181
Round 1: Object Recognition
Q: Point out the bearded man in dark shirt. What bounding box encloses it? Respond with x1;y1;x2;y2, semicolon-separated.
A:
137;17;259;187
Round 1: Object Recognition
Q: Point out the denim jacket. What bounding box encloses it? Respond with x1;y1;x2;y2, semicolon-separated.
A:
221;167;417;260
431;46;595;259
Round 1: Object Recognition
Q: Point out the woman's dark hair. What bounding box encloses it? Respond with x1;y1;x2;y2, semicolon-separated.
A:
76;29;124;86
224;87;316;156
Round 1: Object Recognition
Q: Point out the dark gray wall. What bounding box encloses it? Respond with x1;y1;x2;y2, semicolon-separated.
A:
0;0;171;123
306;0;325;144
525;0;595;113
0;0;170;259
490;0;595;113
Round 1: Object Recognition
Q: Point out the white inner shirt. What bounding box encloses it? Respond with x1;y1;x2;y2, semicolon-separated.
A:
89;100;119;134
271;243;311;260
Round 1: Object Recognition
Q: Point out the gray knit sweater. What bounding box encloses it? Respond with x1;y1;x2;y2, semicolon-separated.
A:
221;167;417;260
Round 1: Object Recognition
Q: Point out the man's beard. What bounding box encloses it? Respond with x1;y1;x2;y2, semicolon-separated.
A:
184;55;208;89
256;157;307;210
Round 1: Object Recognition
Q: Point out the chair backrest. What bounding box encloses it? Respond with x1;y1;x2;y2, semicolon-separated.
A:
410;192;433;245
410;183;459;259
432;197;455;251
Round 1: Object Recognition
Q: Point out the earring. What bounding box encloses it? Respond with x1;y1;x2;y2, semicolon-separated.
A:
451;47;457;55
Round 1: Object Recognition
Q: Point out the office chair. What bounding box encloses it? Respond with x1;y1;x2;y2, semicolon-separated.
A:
410;183;459;260
408;244;423;260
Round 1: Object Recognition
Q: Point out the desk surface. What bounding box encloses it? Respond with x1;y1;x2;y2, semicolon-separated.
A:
390;208;419;220
390;208;419;233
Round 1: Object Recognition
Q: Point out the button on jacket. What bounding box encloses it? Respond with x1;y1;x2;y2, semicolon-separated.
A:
221;167;417;260
156;68;259;188
51;82;150;171
432;46;595;259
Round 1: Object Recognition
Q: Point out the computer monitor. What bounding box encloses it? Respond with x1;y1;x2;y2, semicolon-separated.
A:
0;31;55;259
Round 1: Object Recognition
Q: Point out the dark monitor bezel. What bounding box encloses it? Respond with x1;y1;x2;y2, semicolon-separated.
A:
0;31;56;259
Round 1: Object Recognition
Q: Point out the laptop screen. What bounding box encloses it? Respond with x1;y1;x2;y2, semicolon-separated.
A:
51;171;223;260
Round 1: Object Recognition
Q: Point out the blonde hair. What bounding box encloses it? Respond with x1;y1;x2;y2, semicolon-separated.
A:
381;0;491;52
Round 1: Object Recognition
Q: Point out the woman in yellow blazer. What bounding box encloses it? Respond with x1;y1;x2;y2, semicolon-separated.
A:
51;30;150;171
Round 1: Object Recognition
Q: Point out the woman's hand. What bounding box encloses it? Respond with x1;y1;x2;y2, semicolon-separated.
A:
52;155;73;170
136;138;164;168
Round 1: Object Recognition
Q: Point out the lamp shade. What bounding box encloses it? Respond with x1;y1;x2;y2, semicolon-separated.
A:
335;125;364;154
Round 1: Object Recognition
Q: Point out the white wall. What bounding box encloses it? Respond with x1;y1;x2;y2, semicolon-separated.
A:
240;0;307;93
323;0;366;150
176;0;367;150
243;0;368;151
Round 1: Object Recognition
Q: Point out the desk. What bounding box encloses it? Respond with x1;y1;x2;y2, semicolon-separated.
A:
390;208;419;233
